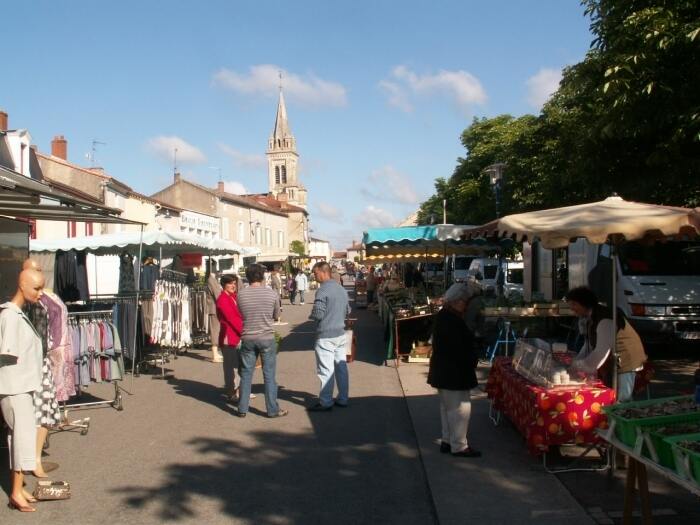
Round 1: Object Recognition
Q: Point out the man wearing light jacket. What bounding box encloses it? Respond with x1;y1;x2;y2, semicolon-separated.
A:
295;269;309;305
308;262;350;411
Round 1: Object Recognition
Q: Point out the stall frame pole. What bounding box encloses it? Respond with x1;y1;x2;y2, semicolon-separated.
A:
131;224;145;387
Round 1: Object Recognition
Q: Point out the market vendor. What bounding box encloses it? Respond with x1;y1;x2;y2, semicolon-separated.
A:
565;286;647;402
428;283;481;458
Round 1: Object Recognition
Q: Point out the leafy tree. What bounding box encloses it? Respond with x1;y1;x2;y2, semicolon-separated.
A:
289;240;305;256
418;0;700;222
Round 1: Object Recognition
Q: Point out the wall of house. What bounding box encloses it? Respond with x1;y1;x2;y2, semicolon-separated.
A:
151;182;219;217
37;156;104;199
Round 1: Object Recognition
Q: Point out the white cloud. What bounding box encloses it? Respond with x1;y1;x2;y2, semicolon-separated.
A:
380;65;487;114
218;143;266;170
212;64;347;108
223;181;247;195
315;202;344;223
146;136;206;164
355;205;397;229
379;80;413;112
526;68;562;109
361;165;420;205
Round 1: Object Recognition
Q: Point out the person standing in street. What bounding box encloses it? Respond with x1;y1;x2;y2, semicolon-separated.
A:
216;274;243;402
428;283;481;458
236;264;287;418
295;269;308;305
270;265;283;311
287;270;297;305
308;262;350;411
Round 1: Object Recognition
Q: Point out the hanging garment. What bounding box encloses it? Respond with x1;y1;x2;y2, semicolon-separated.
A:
40;293;76;402
118;252;136;293
33;356;60;427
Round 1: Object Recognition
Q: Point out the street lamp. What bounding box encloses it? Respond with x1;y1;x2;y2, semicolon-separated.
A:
484;163;506;218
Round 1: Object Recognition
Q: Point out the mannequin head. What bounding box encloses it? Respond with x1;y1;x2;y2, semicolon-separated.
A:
14;269;45;307
22;258;42;272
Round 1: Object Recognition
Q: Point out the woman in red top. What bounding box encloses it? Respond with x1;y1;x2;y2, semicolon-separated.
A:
216;274;243;401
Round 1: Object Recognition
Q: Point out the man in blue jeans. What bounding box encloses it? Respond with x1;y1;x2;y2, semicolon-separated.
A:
308;262;351;411
236;264;288;418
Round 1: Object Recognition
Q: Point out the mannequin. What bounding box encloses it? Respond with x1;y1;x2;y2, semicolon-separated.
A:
206;259;223;363
0;268;45;512
22;258;59;478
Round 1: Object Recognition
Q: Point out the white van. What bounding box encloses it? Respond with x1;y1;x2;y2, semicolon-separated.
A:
467;258;501;296
503;261;524;300
452;255;476;283
569;239;700;344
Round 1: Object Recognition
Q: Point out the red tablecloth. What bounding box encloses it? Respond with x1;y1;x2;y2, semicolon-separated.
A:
486;357;616;455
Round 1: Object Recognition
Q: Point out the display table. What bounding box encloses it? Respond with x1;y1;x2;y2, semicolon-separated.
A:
486;357;616;454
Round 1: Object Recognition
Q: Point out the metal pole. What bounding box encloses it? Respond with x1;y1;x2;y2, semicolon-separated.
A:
131;224;145;387
611;242;618;397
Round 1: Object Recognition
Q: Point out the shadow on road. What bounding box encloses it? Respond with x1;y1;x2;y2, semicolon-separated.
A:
117;394;437;525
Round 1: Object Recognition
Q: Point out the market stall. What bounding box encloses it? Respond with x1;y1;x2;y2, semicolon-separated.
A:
464;196;700;519
363;225;487;364
31;230;246;379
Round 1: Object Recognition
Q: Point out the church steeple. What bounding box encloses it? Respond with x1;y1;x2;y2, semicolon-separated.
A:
268;89;296;152
266;83;306;208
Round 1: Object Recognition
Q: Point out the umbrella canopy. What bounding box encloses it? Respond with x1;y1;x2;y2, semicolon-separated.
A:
362;225;490;259
30;230;245;256
461;196;700;249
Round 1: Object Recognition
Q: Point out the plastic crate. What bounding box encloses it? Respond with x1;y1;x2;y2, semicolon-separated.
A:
665;433;700;485
648;418;700;468
603;395;699;448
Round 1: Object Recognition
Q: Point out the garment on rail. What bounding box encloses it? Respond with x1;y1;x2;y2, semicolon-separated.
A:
39;292;77;403
149;280;191;348
68;317;125;387
54;249;89;302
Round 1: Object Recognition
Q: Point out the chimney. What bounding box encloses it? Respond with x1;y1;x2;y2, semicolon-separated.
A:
0;110;7;131
174;172;181;183
217;181;225;193
51;135;68;160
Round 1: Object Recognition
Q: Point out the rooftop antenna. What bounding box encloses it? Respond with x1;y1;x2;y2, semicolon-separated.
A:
87;139;106;166
278;70;283;92
173;147;178;174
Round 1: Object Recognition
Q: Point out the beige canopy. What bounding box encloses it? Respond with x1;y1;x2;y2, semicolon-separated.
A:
461;196;700;249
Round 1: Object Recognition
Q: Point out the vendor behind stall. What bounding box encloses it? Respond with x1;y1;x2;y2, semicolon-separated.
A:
566;286;647;402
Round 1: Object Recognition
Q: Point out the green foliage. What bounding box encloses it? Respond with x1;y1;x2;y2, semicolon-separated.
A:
289;240;305;256
418;0;700;225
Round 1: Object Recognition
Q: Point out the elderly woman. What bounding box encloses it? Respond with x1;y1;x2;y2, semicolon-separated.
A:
216;274;244;402
1;269;46;512
566;286;647;402
428;283;481;458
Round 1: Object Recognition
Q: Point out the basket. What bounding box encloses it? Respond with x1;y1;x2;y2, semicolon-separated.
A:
665;433;700;485
603;395;699;448
647;419;700;468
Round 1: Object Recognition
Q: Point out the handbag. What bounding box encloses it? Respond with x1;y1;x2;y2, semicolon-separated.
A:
33;480;71;500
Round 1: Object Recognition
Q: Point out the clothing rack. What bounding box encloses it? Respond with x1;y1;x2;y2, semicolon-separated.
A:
160;268;188;283
62;309;124;417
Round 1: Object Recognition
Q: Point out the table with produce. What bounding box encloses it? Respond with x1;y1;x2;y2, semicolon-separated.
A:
486;339;617;454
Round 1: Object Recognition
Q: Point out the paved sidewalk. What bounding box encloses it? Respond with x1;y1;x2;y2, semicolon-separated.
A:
1;292;436;525
350;301;594;525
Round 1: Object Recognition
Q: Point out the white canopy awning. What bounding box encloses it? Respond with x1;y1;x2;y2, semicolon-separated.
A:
30;230;246;256
461;196;700;249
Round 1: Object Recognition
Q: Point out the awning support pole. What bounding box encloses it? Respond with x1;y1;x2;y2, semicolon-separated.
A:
131;224;145;388
611;241;618;397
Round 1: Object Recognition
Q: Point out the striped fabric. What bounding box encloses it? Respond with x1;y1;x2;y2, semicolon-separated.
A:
237;286;280;340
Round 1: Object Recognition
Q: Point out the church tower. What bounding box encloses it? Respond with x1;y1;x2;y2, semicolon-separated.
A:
267;87;307;208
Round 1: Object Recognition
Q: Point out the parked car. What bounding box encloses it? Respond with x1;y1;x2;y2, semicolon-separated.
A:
503;261;524;300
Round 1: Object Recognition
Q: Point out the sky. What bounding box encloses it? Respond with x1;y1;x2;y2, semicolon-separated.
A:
2;1;593;251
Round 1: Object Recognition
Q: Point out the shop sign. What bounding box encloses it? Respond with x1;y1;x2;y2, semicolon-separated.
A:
180;211;219;233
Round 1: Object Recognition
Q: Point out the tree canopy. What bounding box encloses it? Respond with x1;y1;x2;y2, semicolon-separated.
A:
418;0;700;226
